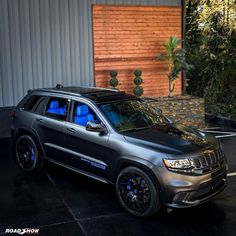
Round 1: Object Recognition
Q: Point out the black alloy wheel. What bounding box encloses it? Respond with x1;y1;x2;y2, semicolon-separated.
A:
116;166;160;217
15;135;43;172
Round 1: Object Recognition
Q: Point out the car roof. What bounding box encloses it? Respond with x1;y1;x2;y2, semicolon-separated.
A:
31;86;137;103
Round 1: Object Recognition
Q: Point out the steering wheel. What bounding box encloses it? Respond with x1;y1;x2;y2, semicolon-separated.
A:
128;112;142;123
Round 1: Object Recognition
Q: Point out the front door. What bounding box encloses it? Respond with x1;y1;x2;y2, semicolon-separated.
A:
63;100;111;179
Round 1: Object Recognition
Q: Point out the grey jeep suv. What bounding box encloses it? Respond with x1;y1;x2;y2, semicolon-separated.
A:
11;85;227;217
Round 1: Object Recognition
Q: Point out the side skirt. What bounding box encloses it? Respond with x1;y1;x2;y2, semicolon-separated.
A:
47;158;110;185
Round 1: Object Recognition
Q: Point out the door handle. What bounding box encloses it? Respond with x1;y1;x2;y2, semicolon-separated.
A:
36;118;45;123
67;127;76;133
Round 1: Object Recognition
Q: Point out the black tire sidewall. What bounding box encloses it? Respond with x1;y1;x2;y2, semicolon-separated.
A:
116;166;160;217
15;135;41;172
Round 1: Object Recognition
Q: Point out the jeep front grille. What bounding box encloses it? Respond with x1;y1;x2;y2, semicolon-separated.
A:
190;148;225;172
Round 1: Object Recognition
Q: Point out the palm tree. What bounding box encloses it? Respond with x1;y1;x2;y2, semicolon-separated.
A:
156;36;192;97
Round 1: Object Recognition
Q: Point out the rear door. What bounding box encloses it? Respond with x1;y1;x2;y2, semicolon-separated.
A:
31;96;70;161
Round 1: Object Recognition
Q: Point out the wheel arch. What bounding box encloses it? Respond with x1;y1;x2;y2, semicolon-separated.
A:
13;127;46;158
115;160;162;217
113;157;162;192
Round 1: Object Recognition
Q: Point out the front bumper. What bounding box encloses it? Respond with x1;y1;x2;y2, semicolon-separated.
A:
154;162;227;208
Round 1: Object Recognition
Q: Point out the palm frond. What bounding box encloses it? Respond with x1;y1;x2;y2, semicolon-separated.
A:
156;36;193;96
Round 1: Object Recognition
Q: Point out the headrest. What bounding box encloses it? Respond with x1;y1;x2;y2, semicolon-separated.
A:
102;104;113;112
49;100;59;109
76;105;89;116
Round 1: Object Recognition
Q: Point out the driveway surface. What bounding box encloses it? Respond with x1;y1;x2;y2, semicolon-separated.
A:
0;118;235;235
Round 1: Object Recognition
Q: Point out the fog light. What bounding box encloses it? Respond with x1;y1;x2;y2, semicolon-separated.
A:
173;192;190;204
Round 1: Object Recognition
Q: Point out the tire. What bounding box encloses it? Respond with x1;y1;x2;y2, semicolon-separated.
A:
116;166;160;217
15;134;44;172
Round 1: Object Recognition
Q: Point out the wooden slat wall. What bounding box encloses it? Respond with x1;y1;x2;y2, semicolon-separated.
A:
93;5;182;96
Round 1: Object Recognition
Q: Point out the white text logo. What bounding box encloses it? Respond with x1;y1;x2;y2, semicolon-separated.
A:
5;228;40;235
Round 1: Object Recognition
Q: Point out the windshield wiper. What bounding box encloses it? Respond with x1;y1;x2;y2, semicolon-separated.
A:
118;126;151;133
119;123;168;132
149;122;169;128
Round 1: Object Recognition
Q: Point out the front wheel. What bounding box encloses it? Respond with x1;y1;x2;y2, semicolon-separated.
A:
15;135;44;172
116;166;160;217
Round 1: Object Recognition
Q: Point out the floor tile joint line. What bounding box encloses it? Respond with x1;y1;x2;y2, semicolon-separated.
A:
45;170;87;236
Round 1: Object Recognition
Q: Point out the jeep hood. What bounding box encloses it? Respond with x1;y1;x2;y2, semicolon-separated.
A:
123;124;217;156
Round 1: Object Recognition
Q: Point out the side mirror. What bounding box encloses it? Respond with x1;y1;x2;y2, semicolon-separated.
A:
166;117;174;124
86;121;107;134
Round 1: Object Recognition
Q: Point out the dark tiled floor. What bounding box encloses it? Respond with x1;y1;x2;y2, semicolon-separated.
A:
38;222;85;236
0;139;76;233
44;164;122;220
1;137;236;236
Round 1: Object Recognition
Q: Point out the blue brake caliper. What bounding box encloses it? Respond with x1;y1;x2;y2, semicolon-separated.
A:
31;149;36;161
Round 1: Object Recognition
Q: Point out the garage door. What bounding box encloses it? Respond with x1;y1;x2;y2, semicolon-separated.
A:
92;5;182;96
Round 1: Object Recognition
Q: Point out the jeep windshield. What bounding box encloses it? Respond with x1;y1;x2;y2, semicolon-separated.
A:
99;99;169;132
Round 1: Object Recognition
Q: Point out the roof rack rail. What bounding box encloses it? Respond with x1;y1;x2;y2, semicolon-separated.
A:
77;85;119;92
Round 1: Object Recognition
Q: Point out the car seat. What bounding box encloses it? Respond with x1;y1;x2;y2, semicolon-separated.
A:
47;100;66;115
101;104;121;126
74;105;94;126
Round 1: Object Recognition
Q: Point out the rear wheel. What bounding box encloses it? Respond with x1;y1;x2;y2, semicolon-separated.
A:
15;135;44;172
116;166;160;217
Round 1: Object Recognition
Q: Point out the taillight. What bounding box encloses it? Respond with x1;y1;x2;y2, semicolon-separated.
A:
11;110;16;118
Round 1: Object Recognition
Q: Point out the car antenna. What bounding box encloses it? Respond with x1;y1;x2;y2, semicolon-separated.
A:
56;84;63;89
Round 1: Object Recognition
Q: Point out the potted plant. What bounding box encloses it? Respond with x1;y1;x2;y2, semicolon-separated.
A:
109;70;119;89
156;36;192;97
133;69;144;97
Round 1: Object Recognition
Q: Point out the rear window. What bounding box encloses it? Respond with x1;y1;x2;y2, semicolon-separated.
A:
45;97;68;121
34;97;48;115
22;95;42;112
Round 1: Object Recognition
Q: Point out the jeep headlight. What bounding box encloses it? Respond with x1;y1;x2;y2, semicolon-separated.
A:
163;158;192;169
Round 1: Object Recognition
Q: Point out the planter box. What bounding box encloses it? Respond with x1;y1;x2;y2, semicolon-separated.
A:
144;96;205;128
206;113;236;129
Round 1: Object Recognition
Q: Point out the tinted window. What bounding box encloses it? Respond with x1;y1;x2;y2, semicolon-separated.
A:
22;95;42;111
72;101;100;127
34;97;48;115
99;99;168;132
45;97;68;121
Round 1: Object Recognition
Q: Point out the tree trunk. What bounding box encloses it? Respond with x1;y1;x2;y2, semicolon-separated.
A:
169;80;175;97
